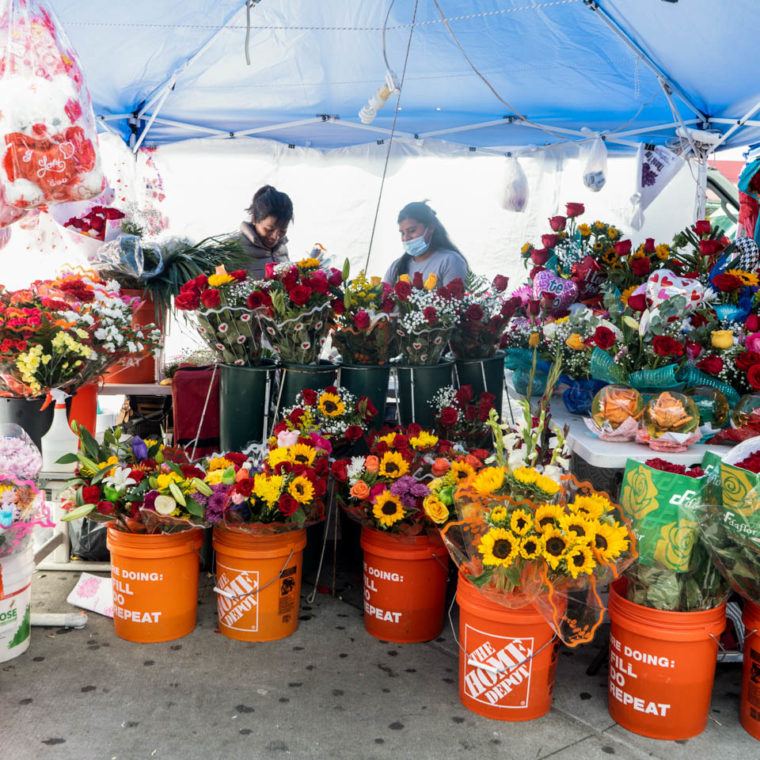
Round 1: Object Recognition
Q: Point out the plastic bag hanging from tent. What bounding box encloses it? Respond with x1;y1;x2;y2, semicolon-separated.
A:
501;155;528;212
580;128;607;192
627;144;684;230
0;0;105;211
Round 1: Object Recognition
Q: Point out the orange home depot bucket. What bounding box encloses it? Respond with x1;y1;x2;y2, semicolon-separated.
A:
106;526;203;643
456;574;558;721
360;527;449;643
212;527;306;642
741;600;760;740
607;579;726;740
68;382;98;436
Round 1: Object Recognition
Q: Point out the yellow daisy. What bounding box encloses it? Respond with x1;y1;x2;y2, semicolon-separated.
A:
377;432;397;446
288;475;315;504
297;257;321;270
510;508;533;536
254;473;284;508
289;443;317;467
473;466;505;495
318;392;345;418
478;528;519;567
542;527;572;570
565;544;596;578
378;451;409;479
372;491;406;528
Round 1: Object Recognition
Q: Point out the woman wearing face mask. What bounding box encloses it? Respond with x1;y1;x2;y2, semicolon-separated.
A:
239;185;293;278
384;201;469;286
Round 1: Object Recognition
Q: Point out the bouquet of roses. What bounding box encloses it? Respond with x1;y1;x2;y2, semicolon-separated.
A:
331;267;395;365
430;384;495;448
0;272;161;398
174;266;265;365
668;219;733;278
439;410;635;645
602;237;673;296
0;423;51;556
63;205;125;241
448;273;518;359
391;272;459;365
273;385;377;453
60;425;210;533
541;306;612;380
201;443;328;534
245;257;343;364
334;425;453;534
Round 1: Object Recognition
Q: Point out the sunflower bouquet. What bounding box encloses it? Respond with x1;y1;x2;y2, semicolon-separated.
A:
59;425;210;534
273;385;378;453
245;257;344;364
174;266;265;366
201;443;328;534
334;425;454;535
438;411;635;645
331;267;395;365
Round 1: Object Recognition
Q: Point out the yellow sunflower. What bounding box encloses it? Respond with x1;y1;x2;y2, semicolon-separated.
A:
592;241;604;253
208;272;234;287
620;285;636;306
521;242;532;254
519;535;544;560
489;506;509;524
591;522;630;563
267;447;291;469
726;268;760;287
565;544;596;578
289;443;317;467
607;227;620;240
542;527;572;570
318;392;345;418
655;244;670;261
578;224;592;237
410;431;439;449
512;467;539;485
534;503;563;532
478;528;519;567
535;474;560;496
288;475;315;505
560;515;595;544
510;508;533;536
372;491;406;528
601;250;618;266
570;494;610;519
473;466;504;495
378;451;409;479
450;460;476;483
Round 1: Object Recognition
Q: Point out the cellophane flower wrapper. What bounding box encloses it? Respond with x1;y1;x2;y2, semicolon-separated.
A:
196;306;262;365
440;474;636;646
0;474;51;556
259;301;332;365
331;316;394;365
0;0;105;211
394;324;452;365
695;439;760;605
0;422;41;480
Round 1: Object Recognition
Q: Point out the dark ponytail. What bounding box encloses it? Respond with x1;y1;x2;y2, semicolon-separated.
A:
397;201;463;258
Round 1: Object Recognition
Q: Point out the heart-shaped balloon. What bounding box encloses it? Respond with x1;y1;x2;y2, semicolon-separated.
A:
532;269;578;311
646;269;704;310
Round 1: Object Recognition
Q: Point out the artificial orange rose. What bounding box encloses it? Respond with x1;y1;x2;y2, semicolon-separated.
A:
431;458;450;476
350;481;370;500
365;455;380;473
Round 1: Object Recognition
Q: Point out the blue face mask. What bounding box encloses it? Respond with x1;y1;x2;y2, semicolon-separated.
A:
402;230;430;257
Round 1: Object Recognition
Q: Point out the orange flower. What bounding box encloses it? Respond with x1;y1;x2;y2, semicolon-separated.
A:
365;455;380;473
350;481;370;500
431;458;450;476
235;467;250;482
464;453;483;470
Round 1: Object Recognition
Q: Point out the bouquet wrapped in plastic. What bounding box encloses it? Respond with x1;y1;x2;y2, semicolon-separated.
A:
0;423;51;555
0;0;105;213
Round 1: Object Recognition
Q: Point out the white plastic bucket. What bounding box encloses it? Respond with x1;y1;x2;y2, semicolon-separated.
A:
0;545;34;661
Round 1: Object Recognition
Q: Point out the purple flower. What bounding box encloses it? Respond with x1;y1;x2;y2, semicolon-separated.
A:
142;490;158;512
189;490;209;508
410;483;430;499
390;475;416;497
399;493;417;509
206;490;227;522
131;436;148;461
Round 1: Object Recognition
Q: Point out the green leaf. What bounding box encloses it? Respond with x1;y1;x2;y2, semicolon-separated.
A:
60;504;97;521
184;498;204;517
466;569;493;588
56;452;79;465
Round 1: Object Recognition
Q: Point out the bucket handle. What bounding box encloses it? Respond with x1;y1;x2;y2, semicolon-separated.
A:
213;548;294;601
710;628;757;662
306;481;337;605
446;594;558;675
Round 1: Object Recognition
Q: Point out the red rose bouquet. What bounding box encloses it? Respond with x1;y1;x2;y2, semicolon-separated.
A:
174;265;265;365
246;257;343;364
669;219;732;277
448;273;519;359
430;384;495;448
392;273;459;365
331;267;395;365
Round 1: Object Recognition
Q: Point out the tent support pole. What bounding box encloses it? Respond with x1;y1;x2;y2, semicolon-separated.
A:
707;100;760;153
584;0;707;124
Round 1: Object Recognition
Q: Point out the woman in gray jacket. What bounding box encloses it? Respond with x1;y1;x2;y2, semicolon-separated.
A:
239;185;293;278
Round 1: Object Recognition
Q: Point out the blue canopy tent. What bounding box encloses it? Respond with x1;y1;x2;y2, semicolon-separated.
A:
46;0;760;157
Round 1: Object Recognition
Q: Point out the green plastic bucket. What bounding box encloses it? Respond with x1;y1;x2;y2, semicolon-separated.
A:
455;351;505;418
219;361;278;451
336;363;390;429
278;361;337;411
395;359;454;429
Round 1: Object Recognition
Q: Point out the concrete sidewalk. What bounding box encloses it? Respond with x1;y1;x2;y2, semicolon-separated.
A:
4;564;758;760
